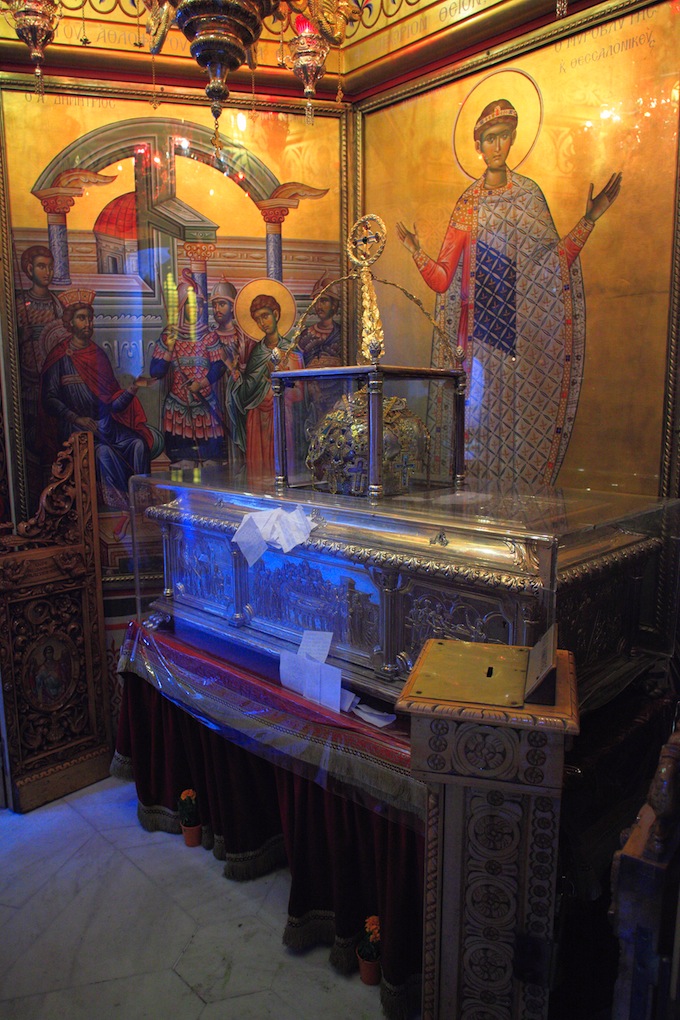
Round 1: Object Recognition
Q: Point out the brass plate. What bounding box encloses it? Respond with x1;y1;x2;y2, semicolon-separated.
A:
408;639;531;708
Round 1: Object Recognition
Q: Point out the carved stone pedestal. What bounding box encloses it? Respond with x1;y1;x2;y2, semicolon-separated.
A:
397;645;579;1020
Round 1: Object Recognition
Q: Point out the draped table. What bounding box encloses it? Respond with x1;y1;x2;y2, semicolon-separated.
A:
113;620;426;1019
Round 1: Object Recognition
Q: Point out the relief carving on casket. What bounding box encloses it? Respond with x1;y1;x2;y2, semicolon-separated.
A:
404;589;516;659
304;533;546;594
505;538;541;573
170;528;235;609
557;573;630;667
248;558;379;650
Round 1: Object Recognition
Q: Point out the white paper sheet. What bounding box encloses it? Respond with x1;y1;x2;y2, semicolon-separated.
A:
351;704;397;728
232;514;268;566
233;506;314;565
279;649;342;713
279;649;305;697
299;630;334;663
340;689;360;713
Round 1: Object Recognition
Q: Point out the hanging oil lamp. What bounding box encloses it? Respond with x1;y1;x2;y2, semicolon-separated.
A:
0;0;62;92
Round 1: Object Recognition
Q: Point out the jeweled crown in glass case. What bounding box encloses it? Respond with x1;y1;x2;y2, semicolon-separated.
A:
272;363;466;499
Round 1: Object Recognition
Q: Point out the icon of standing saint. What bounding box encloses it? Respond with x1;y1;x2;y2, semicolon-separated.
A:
397;71;622;486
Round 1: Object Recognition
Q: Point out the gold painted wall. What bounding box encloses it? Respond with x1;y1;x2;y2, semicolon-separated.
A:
4;94;340;240
362;2;678;493
0;84;345;536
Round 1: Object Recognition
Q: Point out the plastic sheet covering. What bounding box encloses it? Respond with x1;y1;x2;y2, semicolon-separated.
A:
118;620;426;828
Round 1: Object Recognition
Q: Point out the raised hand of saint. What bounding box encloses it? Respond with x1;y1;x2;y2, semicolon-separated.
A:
396;221;420;256
585;172;622;223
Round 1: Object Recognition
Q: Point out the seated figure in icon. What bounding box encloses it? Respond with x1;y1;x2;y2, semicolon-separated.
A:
40;287;153;510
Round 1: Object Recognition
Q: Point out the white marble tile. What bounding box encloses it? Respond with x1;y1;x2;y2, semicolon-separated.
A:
174;915;286;1002
0;802;96;909
124;841;234;916
0;835;197;999
0;780;400;1020
0;970;204;1020
64;777;140;833
0;833;120;981
125;839;287;930
200;988;330;1020
273;944;384;1017
100;821;174;851
255;868;294;933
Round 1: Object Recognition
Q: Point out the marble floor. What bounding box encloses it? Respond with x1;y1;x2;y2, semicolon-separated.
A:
0;777;386;1020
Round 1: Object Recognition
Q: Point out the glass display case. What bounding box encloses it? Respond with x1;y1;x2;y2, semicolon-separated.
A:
130;470;680;711
271;364;467;498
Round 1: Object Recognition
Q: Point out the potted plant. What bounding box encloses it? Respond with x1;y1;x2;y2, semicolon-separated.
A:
355;914;381;984
178;788;202;846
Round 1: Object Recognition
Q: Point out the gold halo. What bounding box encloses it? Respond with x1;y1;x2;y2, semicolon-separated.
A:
234;279;298;340
453;69;543;180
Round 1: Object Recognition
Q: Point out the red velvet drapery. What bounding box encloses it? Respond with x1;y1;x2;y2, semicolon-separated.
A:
115;622;424;1018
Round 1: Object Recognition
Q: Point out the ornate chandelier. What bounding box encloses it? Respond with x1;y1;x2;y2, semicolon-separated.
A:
143;0;359;130
175;0;280;123
0;0;62;91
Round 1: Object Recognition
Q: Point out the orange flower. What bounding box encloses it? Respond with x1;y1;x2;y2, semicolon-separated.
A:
178;789;199;826
357;915;381;961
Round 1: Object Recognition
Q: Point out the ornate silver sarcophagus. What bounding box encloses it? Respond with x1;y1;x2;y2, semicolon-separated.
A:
130;473;680;711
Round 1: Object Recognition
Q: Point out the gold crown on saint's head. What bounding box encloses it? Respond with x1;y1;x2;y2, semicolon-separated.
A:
474;103;518;140
58;287;96;309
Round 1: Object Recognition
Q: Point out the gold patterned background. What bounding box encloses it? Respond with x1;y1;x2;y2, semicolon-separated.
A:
362;2;679;494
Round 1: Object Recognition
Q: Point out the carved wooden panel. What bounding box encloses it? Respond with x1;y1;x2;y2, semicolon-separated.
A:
399;648;579;1020
0;432;111;811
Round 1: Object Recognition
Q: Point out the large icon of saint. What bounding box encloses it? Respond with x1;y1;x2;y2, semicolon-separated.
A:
397;76;621;486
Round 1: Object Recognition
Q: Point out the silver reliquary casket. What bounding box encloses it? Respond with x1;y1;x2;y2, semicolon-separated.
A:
130;474;680;711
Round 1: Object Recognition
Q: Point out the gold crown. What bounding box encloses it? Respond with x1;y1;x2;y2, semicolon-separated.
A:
58;287;96;309
474;105;518;137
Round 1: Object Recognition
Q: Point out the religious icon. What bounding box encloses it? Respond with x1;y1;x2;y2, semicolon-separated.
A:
297;273;342;372
149;269;229;468
228;279;303;481
24;637;75;711
14;244;63;504
208;276;254;470
297;272;343;418
39;287;154;517
397;73;622;486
